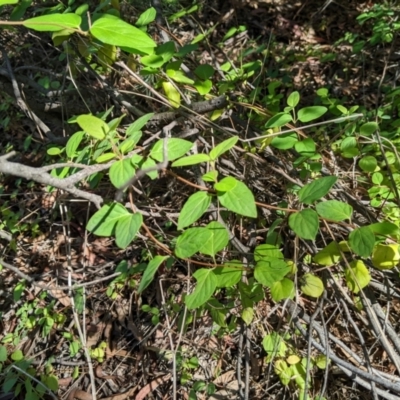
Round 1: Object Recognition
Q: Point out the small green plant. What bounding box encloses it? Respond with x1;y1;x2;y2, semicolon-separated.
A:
0;345;59;400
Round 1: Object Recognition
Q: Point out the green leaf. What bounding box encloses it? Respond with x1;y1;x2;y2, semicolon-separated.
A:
0;0;18;5
127;113;154;133
136;6;156;26
316;200;353;221
185;269;217;309
141;54;165;68
172;153;210;167
202;170;218;182
115;212;142;249
10;0;32;21
162;81;180;108
359;155;377;172
175;227;212;259
213;263;242;287
360;122;378;136
11;350;23;361
348;226;375;257
300;273;324;298
195;64;215;80
298;176;338;204
271;132;298;150
288;209;319;240
138;256;168;293
155;41;175;63
150;138;193;162
297;106;327;123
254;259;290;287
241;307;254;325
0;346;7;362
239;281;264;307
270;278;295;302
166;62;195;84
200;221;229;256
66;131;85;158
215;177;257;218
313;241;342;266
287;91;300;108
109;158;135;189
265;112;292;128
209;136;238;160
207;299;228;327
372;244;400;270
345;260;371;294
119;137;137;155
76;114;109;140
177;191;212;230
369;221;400;238
47;147;62;156
194;79;212;95
263;332;287;358
23;13;81;31
87;203;129;236
90;14;156;54
294;138;316;154
254;244;284;262
96;152;116;163
13;280;25;301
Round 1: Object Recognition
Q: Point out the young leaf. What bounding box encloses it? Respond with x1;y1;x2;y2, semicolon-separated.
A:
136;6;156;26
194;79;212;95
87;203;129;236
177;191;212;230
287;91;300;108
348;226;375;257
76;114;109;140
150;138;193;162
109;158;135;189
175;227;212;259
115;212;142;249
371;244;400;270
66;131;85;158
215;177;257;218
23;13;81;31
265;112;292;128
297;106;327;123
209;136;238;160
213;263;242;287
162;81;180;108
185;268;217;309
271;132;298;150
138;256;168;293
127;113;154;133
288;209;319;240
298;176;337;204
172;153;210;167
254;259;290;287
345;260;371;293
199;221;229;256
242;307;254;325
90;14;156;54
300;273;324;298
270;278;295;302
254;244;284;262
316;200;353;221
313;241;342;266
